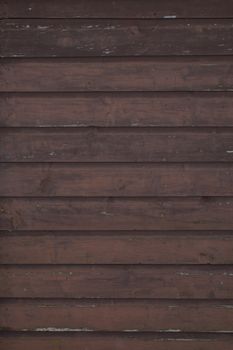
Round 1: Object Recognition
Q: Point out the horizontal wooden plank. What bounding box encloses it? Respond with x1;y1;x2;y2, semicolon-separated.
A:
1;232;233;264
1;198;233;231
1;19;233;57
1;129;233;163
1;300;233;332
1;58;232;92
1;92;233;127
2;0;233;19
1;164;233;197
1;266;233;299
1;334;233;350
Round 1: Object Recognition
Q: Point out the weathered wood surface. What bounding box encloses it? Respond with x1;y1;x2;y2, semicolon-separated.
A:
2;0;233;19
1;0;233;345
1;232;232;264
1;164;233;197
1;58;232;92
0;334;232;350
1;198;233;231
1;19;233;57
1;92;233;127
1;300;233;332
1;266;232;298
1;129;233;163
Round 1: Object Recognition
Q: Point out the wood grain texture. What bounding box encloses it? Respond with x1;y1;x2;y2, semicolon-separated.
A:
1;58;232;92
1;1;233;343
1;232;233;264
1;265;233;298
1;0;233;19
0;334;232;350
1;92;233;127
1;129;233;163
1;197;233;231
1;19;233;57
1;163;233;197
1;300;233;332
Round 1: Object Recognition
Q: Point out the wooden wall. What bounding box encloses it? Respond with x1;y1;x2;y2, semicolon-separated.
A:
0;1;233;349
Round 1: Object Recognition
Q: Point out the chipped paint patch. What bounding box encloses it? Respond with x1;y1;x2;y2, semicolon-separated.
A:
49;151;56;156
162;329;181;332
27;328;94;332
163;15;177;19
101;211;113;216
37;26;49;30
220;305;233;309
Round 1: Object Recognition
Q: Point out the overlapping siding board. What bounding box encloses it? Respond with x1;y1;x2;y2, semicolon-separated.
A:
0;1;233;349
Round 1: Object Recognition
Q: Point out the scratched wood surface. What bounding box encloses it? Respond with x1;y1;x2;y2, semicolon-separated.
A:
1;19;233;57
1;129;233;162
1;265;233;299
1;0;233;18
1;232;232;264
1;58;233;92
0;334;233;350
1;300;233;332
1;92;233;127
1;1;233;349
2;163;233;197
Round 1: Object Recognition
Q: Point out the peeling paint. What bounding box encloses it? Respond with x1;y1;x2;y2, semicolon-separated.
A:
220;305;233;309
49;151;56;156
37;26;49;30
163;329;181;332
163;16;177;19
29;328;94;332
101;211;113;216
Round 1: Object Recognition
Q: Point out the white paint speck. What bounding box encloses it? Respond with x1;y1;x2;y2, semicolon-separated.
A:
220;305;233;309
101;211;113;216
49;151;56;156
103;49;112;55
163;15;177;19
37;26;49;30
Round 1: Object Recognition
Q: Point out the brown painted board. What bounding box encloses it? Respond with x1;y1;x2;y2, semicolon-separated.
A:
1;265;233;299
1;0;233;19
1;19;233;57
1;129;233;163
1;19;233;58
0;334;232;350
1;58;232;92
1;198;233;231
1;92;233;127
2;164;233;197
1;232;233;264
1;300;233;332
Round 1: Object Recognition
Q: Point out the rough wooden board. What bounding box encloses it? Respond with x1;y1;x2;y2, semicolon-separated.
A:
1;265;233;298
0;333;233;350
1;92;233;127
1;19;233;57
1;58;232;92
0;300;233;332
1;0;233;19
1;232;233;264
